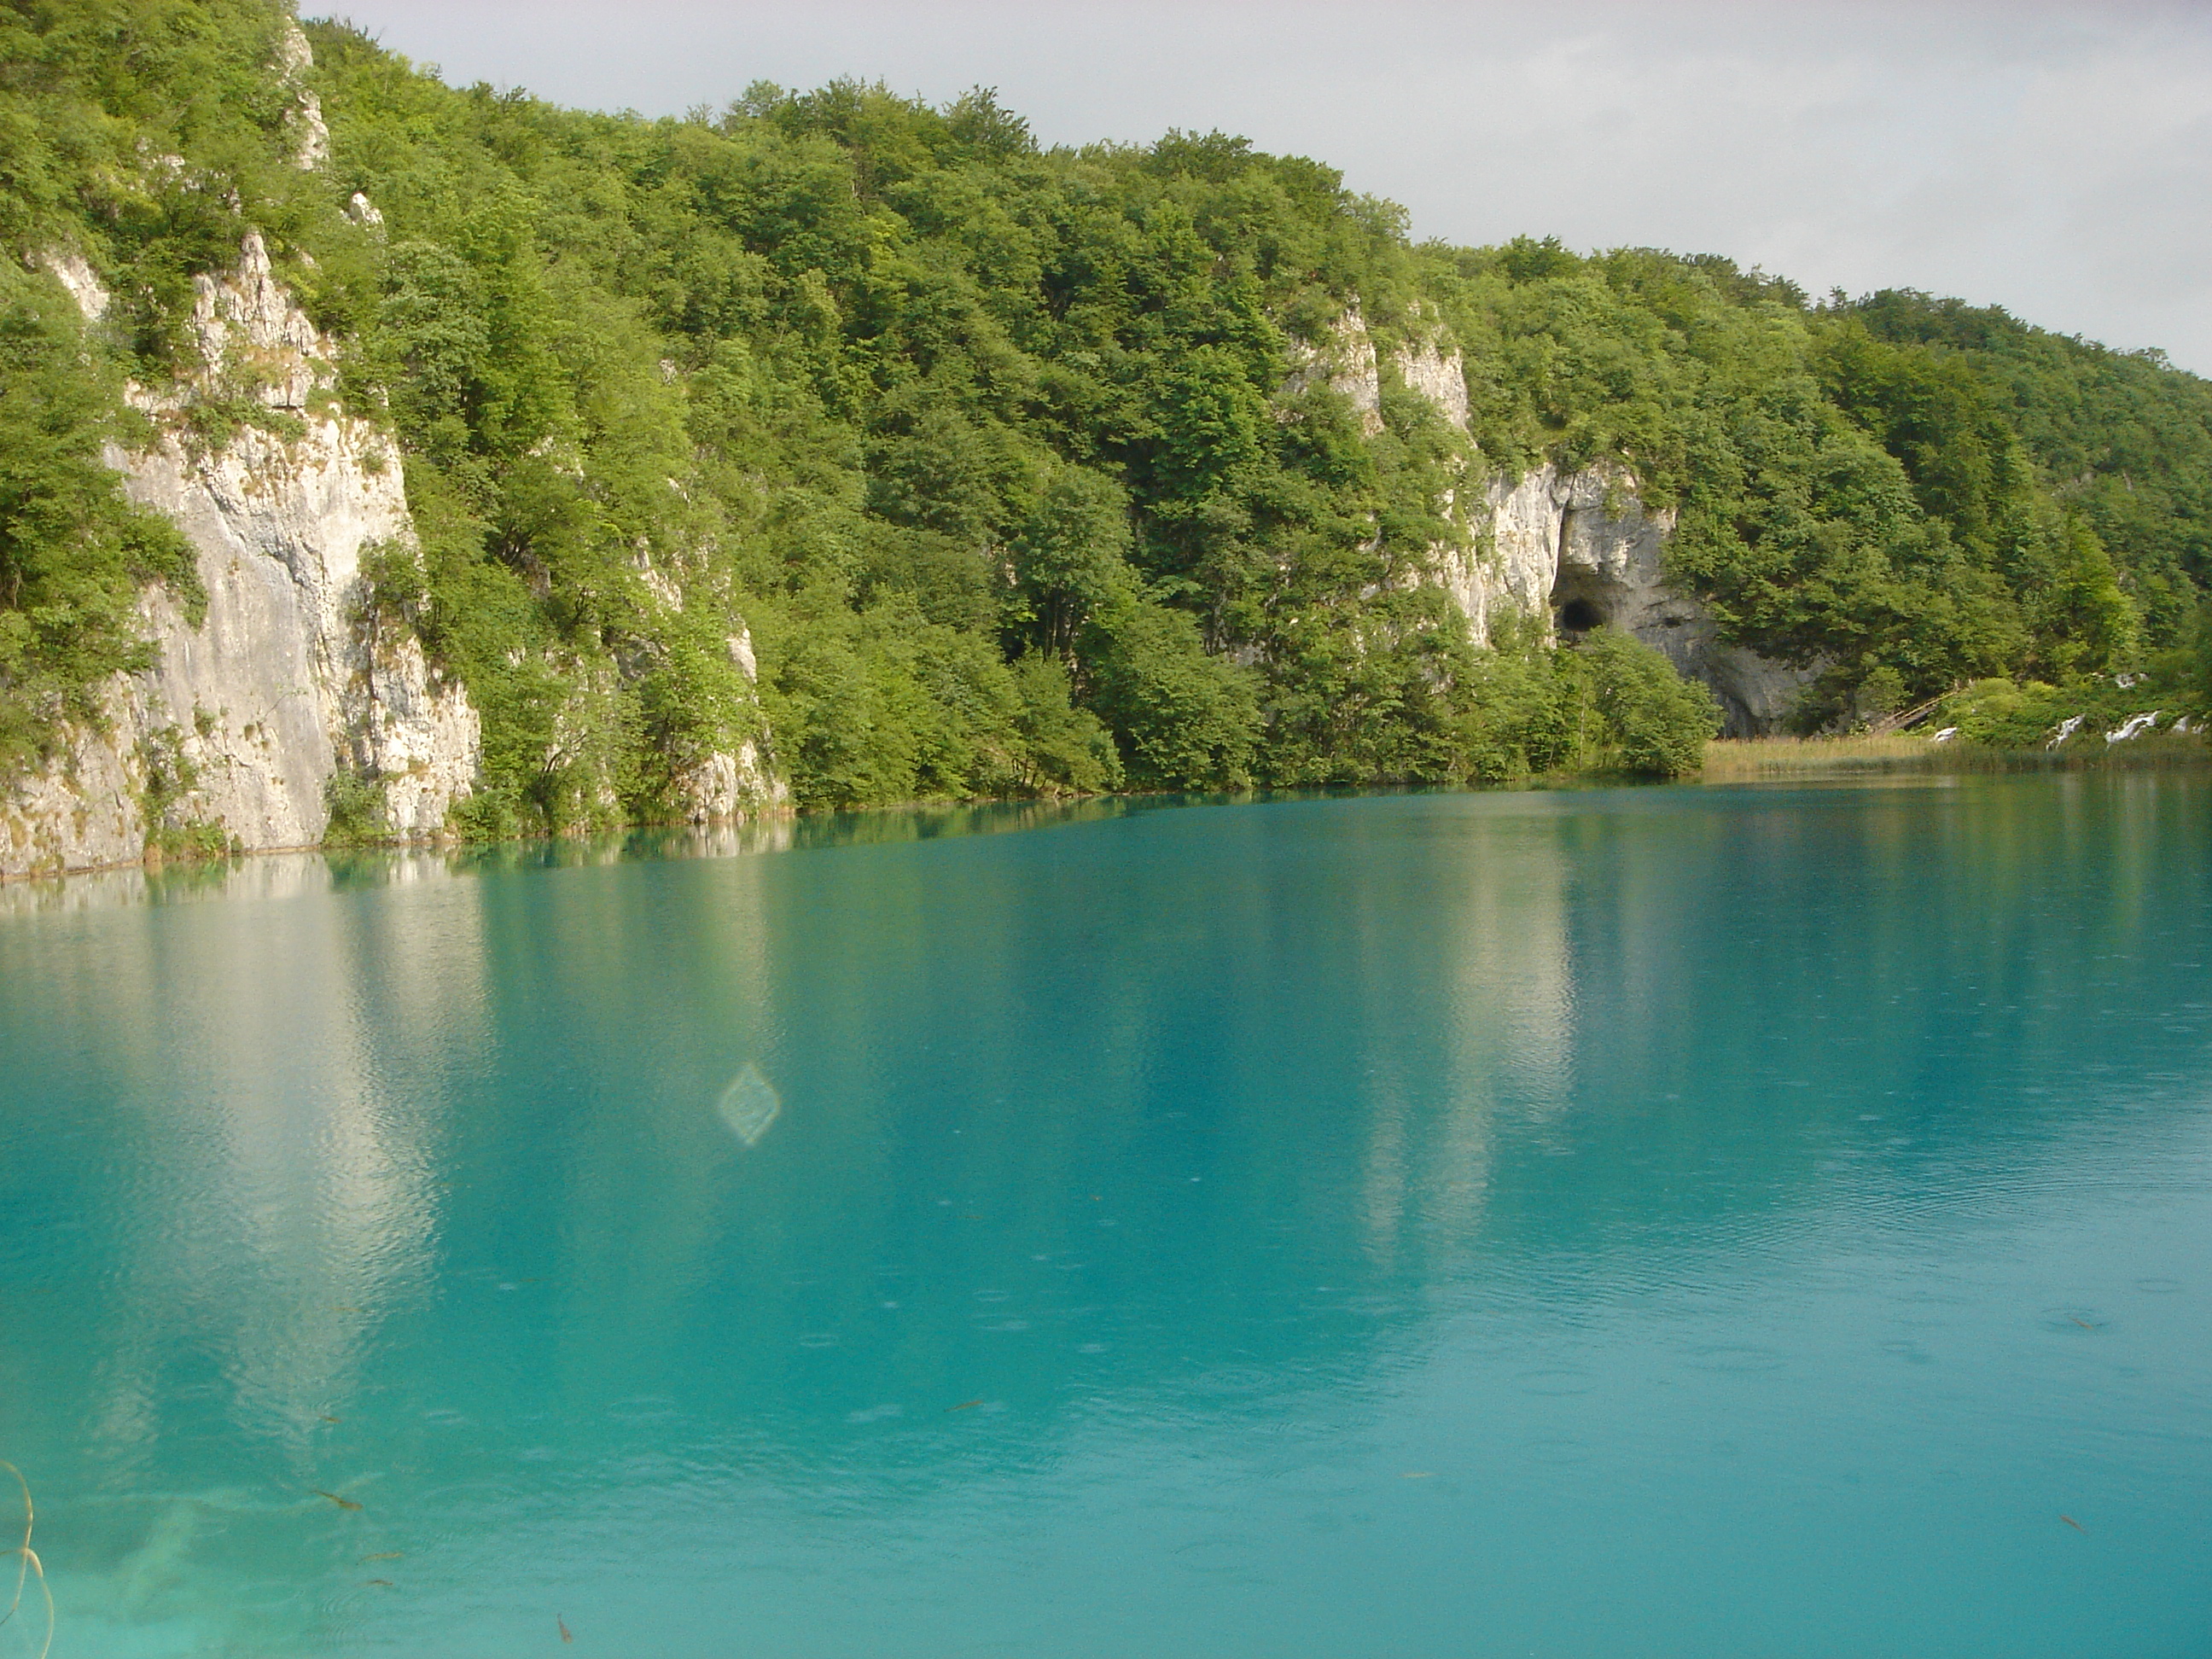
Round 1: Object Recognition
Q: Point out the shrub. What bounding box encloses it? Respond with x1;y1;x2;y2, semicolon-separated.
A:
323;766;388;846
1010;653;1121;795
1563;629;1722;777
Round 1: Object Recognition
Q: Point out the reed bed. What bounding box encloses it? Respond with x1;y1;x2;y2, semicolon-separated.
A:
1702;732;2212;779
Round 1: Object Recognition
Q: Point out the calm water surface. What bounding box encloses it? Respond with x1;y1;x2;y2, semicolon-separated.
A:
2;777;2209;1657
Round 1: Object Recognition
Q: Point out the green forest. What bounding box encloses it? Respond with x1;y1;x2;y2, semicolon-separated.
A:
4;0;2210;830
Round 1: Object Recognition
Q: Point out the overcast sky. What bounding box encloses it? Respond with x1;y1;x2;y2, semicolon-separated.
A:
312;1;2212;374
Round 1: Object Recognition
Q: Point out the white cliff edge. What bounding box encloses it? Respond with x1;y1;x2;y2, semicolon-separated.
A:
1441;463;1816;734
1301;302;1815;736
0;20;475;876
2;235;482;878
3;236;788;878
1284;303;1386;437
670;626;789;824
2;28;783;880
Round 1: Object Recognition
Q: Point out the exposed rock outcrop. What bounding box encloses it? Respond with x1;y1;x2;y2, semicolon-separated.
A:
1284;303;1384;436
671;627;789;824
1431;463;1679;651
3;32;786;880
1284;302;1823;734
1358;318;1813;736
3;26;463;876
1393;302;1469;432
2;236;481;877
4;233;787;881
276;20;329;170
1696;647;1825;736
1430;461;1814;734
674;742;784;824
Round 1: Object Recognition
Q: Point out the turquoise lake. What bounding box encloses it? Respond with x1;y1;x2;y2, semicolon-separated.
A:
2;776;2209;1657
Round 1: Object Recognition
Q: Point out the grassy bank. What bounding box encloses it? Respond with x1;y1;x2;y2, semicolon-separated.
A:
1703;732;2212;778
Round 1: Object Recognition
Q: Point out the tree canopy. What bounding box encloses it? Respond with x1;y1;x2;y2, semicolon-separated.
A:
2;0;2204;815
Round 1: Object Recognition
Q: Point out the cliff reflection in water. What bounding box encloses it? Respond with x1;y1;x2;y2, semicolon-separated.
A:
0;854;487;1627
0;775;2206;1653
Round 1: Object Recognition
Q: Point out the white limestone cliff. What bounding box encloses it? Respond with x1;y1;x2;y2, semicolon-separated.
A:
671;628;788;824
2;30;784;881
1393;301;1469;433
0;19;470;875
1441;463;1815;734
1287;300;1468;436
2;234;482;877
5;234;785;882
1284;303;1385;436
276;20;330;171
1368;318;1815;736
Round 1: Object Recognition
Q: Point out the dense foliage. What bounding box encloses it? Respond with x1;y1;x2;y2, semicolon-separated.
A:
0;261;195;772
2;0;2206;818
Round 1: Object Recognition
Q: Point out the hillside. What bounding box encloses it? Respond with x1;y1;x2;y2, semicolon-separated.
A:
3;0;2209;864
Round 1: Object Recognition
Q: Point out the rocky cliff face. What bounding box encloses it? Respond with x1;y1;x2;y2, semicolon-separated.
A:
0;28;784;881
1392;300;1470;434
1443;463;1816;735
672;626;784;824
1304;304;1814;736
1;236;482;877
1284;304;1386;436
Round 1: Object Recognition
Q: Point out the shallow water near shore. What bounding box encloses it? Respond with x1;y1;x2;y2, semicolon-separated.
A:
2;774;2209;1657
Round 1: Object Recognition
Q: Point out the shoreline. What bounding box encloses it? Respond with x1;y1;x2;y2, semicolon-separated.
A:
5;738;2208;893
1698;731;2212;779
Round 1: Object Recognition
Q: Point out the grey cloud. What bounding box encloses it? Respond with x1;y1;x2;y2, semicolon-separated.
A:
315;0;2212;370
